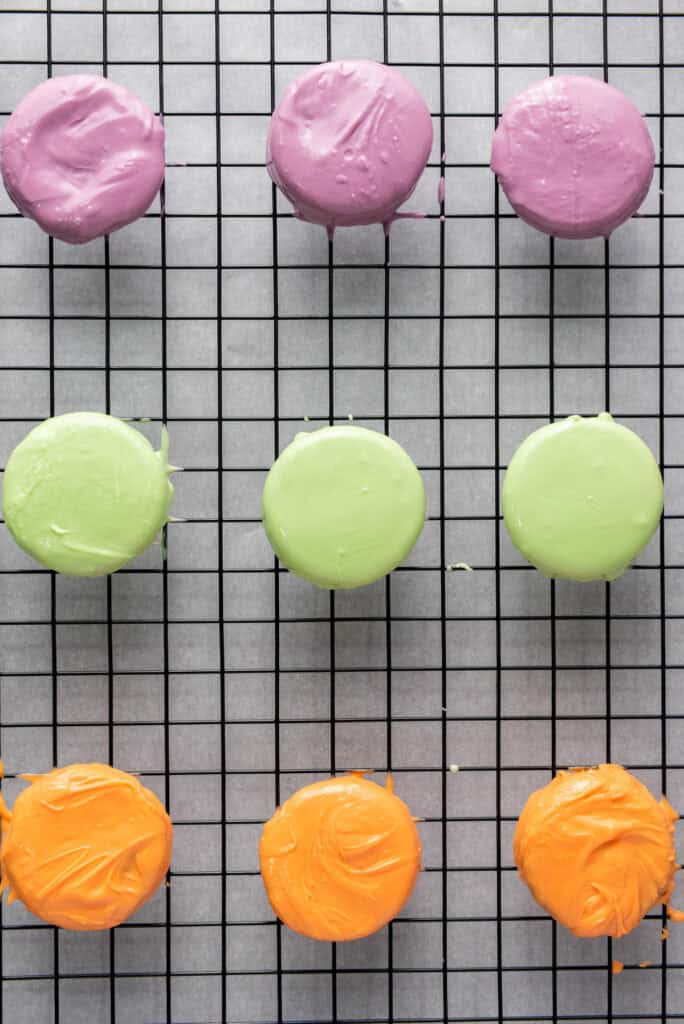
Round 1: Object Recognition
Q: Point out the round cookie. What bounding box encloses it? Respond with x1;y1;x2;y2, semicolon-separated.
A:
490;75;654;239
3;412;174;576
0;763;172;931
260;774;421;942
1;75;164;244
502;413;662;581
515;765;678;939
262;425;426;589
267;60;433;233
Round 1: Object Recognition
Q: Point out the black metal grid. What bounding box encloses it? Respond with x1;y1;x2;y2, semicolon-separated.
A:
1;1;684;1023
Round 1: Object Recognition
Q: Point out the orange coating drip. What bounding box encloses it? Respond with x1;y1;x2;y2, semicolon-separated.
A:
662;927;670;941
612;960;624;975
259;773;421;942
514;764;679;939
668;906;684;922
0;763;172;930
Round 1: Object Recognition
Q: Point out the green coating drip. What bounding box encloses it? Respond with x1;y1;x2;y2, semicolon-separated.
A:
3;412;175;577
262;425;426;590
502;413;663;582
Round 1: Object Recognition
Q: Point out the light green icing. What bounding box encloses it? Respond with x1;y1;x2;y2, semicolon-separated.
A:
3;412;174;577
262;425;426;590
502;413;663;582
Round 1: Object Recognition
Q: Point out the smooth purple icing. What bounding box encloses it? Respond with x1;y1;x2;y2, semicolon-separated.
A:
267;60;433;234
490;75;654;240
1;75;164;244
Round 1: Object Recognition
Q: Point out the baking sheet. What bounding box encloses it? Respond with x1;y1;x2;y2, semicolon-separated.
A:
1;1;684;1022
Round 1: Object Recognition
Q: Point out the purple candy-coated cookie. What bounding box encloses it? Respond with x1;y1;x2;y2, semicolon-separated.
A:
491;75;654;240
267;60;433;235
1;75;165;245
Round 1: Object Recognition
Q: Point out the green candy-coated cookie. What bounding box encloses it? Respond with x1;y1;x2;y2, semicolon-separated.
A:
3;412;174;577
262;425;426;590
502;413;663;582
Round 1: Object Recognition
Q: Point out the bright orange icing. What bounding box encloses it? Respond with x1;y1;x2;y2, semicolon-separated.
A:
612;959;624;975
0;763;172;930
259;773;421;942
514;764;679;939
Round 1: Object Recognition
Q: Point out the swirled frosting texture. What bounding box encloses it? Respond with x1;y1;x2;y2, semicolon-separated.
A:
1;763;172;931
490;75;654;239
267;60;433;232
260;774;421;941
1;75;164;244
514;765;679;939
3;412;174;577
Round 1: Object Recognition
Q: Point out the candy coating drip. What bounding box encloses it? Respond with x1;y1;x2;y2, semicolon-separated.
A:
491;75;654;239
0;763;172;931
502;413;663;582
267;60;433;233
262;425;426;590
3;412;175;577
1;75;164;244
515;764;679;939
260;774;421;942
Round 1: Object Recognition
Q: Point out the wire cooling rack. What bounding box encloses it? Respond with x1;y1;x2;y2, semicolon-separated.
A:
1;0;684;1022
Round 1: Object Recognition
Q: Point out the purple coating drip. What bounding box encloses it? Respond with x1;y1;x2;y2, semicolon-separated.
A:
0;75;165;245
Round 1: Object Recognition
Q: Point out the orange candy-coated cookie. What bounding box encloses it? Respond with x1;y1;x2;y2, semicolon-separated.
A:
0;763;172;930
260;773;421;942
514;764;679;939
